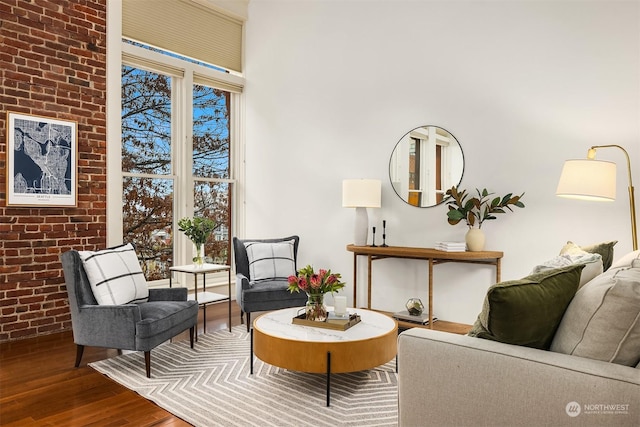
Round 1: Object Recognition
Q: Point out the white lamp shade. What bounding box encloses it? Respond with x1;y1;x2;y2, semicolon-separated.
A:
342;179;382;208
556;159;616;201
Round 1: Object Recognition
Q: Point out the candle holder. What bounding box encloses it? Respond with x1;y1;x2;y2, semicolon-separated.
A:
371;226;377;247
381;220;388;247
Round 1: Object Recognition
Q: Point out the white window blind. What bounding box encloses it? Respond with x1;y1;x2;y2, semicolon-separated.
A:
122;0;243;73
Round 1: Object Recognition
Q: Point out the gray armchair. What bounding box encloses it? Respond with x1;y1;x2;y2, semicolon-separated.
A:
233;236;307;331
60;250;199;377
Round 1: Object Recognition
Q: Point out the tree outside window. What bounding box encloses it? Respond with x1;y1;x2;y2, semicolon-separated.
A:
121;66;232;281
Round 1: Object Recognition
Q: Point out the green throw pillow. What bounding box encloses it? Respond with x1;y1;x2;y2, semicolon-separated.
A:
580;241;617;271
467;264;584;350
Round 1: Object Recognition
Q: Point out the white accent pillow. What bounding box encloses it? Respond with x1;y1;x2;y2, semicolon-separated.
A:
610;250;640;270
530;253;603;288
550;266;640;367
244;240;295;282
79;243;149;305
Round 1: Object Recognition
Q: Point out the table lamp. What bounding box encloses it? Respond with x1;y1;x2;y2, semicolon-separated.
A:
342;179;381;246
556;144;637;250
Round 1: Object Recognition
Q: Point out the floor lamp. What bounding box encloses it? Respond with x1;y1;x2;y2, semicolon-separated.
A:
556;144;637;251
342;179;382;246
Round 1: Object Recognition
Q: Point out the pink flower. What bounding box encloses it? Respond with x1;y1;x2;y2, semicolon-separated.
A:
310;274;322;289
287;265;345;295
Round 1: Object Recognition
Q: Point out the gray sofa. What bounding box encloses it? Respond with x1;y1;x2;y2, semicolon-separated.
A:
397;248;640;426
398;328;639;426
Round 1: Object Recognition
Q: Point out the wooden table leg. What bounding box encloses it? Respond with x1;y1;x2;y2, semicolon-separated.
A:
496;258;502;283
367;255;373;309
352;253;357;308
428;258;434;329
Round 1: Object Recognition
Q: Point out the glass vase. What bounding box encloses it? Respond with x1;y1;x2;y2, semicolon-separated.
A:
306;293;327;322
193;243;205;268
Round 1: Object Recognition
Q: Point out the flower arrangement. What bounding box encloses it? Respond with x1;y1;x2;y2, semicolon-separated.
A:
445;186;525;229
177;217;217;265
287;265;346;295
177;217;217;245
288;265;346;321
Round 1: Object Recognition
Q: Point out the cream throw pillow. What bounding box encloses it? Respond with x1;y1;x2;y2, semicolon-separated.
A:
550;266;640;367
560;240;617;271
531;252;602;288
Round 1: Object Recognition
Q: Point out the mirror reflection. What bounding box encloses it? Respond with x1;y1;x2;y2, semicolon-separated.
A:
389;125;464;207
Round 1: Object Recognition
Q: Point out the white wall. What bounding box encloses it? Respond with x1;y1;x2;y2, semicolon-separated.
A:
244;0;640;324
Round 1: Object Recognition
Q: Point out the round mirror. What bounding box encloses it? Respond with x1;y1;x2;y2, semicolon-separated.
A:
389;125;464;207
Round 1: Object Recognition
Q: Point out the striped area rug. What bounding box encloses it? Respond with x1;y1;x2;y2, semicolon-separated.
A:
89;326;398;427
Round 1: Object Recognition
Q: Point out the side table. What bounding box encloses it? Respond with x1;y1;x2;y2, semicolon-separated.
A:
169;263;232;336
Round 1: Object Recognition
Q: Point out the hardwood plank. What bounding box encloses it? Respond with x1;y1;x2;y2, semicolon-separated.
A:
0;300;469;425
0;303;242;426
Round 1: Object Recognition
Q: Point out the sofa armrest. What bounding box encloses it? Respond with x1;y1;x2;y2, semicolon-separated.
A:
398;328;640;427
148;287;188;301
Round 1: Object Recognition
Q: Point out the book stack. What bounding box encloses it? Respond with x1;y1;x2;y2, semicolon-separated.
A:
392;310;437;324
436;241;466;252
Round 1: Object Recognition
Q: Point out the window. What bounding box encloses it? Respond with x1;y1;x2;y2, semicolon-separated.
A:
120;42;241;283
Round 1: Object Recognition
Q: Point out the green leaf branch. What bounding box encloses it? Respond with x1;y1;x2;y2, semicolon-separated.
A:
445;186;525;229
177;217;217;246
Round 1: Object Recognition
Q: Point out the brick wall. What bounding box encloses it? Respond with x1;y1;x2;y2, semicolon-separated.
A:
0;0;107;341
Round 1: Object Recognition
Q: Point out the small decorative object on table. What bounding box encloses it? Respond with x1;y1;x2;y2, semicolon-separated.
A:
406;298;424;315
394;299;436;324
381;219;388;247
177;217;217;267
445;186;525;251
392;310;436;325
288;265;346;322
292;310;361;331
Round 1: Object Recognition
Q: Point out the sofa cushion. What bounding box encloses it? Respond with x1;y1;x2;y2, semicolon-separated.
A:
136;300;199;339
550;266;640;367
610;249;640;270
530;252;602;288
78;243;149;305
244;240;296;282
561;240;617;271
468;264;584;350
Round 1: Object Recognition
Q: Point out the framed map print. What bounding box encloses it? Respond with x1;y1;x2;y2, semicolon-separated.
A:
6;112;77;207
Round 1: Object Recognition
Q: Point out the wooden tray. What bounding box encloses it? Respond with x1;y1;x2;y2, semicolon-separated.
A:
292;312;361;331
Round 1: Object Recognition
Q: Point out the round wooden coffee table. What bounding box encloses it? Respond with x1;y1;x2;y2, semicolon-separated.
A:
251;307;397;406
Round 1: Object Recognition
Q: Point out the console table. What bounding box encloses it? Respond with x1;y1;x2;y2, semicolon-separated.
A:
346;245;503;330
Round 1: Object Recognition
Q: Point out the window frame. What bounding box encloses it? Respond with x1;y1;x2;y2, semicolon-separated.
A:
108;40;245;288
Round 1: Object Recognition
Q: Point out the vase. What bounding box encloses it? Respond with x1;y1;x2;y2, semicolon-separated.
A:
305;293;327;322
465;228;485;252
193;243;205;267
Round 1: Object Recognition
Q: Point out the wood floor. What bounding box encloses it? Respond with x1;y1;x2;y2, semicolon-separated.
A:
0;303;243;426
